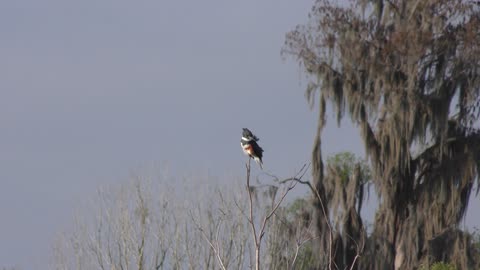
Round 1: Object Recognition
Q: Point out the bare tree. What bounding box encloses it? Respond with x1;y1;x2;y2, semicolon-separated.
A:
53;169;316;270
244;158;298;270
53;176;188;270
284;0;480;269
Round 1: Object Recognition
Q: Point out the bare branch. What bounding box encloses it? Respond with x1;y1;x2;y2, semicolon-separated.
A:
188;211;227;270
245;159;307;270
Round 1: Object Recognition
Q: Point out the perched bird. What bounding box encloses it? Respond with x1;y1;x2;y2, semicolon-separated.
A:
240;128;264;169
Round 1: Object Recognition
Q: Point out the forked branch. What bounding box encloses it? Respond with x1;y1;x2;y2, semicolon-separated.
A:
245;158;301;270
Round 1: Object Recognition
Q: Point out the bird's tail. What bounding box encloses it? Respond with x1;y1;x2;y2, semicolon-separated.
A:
254;157;263;170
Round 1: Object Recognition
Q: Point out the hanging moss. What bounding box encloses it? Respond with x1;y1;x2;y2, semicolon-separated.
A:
284;0;480;269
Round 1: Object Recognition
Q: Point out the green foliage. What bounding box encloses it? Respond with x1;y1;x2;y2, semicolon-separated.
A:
294;243;315;270
418;262;457;270
326;152;371;185
286;198;308;216
286;0;480;266
277;198;315;269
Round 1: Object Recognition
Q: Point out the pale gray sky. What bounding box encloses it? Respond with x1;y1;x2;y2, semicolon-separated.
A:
0;1;478;269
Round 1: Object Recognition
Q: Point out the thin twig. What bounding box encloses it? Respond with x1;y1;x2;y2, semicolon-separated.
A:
290;235;320;270
259;181;297;243
344;231;364;270
245;159;305;270
279;164;336;270
188;211;227;270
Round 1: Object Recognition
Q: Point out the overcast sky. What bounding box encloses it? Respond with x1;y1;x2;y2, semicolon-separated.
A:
1;1;478;269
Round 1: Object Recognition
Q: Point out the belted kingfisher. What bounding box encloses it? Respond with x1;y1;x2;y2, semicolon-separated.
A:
240;128;264;169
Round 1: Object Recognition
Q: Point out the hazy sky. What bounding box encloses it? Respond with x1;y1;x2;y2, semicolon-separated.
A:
1;1;478;269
